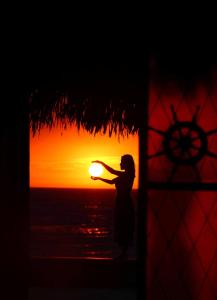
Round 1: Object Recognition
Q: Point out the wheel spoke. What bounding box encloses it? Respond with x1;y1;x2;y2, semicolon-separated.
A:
186;127;193;138
177;127;184;139
171;136;180;142
189;144;200;150
191;136;200;142
186;148;193;158
174;148;187;161
170;105;179;122
206;128;217;136
148;126;166;136
206;151;217;159
170;144;180;151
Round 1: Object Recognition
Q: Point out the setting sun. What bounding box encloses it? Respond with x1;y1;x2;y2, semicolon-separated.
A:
88;163;103;177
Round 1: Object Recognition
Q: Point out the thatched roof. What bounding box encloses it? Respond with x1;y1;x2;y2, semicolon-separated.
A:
29;23;217;136
29;66;145;136
29;50;147;136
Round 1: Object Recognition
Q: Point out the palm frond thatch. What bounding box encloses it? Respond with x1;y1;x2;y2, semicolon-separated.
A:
29;37;217;136
29;68;145;136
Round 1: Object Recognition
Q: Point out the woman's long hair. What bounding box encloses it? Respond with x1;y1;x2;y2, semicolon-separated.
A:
121;154;135;177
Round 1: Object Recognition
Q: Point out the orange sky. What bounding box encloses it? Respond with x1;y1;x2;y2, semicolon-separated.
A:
30;126;138;189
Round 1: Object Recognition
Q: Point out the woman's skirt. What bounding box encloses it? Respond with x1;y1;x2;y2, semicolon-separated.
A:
114;196;135;247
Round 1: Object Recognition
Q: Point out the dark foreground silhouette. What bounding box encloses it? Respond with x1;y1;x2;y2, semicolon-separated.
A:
91;154;135;261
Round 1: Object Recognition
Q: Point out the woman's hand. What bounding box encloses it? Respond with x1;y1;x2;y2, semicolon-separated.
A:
91;176;99;180
92;160;103;165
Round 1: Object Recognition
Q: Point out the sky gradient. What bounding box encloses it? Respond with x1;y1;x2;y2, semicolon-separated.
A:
30;126;138;189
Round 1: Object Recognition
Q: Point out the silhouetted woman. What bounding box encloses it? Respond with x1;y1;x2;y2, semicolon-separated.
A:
91;154;135;260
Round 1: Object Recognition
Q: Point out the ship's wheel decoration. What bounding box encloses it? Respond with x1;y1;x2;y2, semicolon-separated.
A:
149;105;217;182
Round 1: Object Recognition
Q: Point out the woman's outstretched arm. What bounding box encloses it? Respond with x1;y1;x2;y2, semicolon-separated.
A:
92;160;123;176
91;176;116;185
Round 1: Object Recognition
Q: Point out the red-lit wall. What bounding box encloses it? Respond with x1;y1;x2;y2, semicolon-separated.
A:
147;84;217;299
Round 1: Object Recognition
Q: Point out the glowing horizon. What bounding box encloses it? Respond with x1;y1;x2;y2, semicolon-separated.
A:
30;125;139;189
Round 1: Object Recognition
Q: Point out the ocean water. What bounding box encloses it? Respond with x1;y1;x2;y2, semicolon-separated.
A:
30;188;137;259
30;188;217;298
